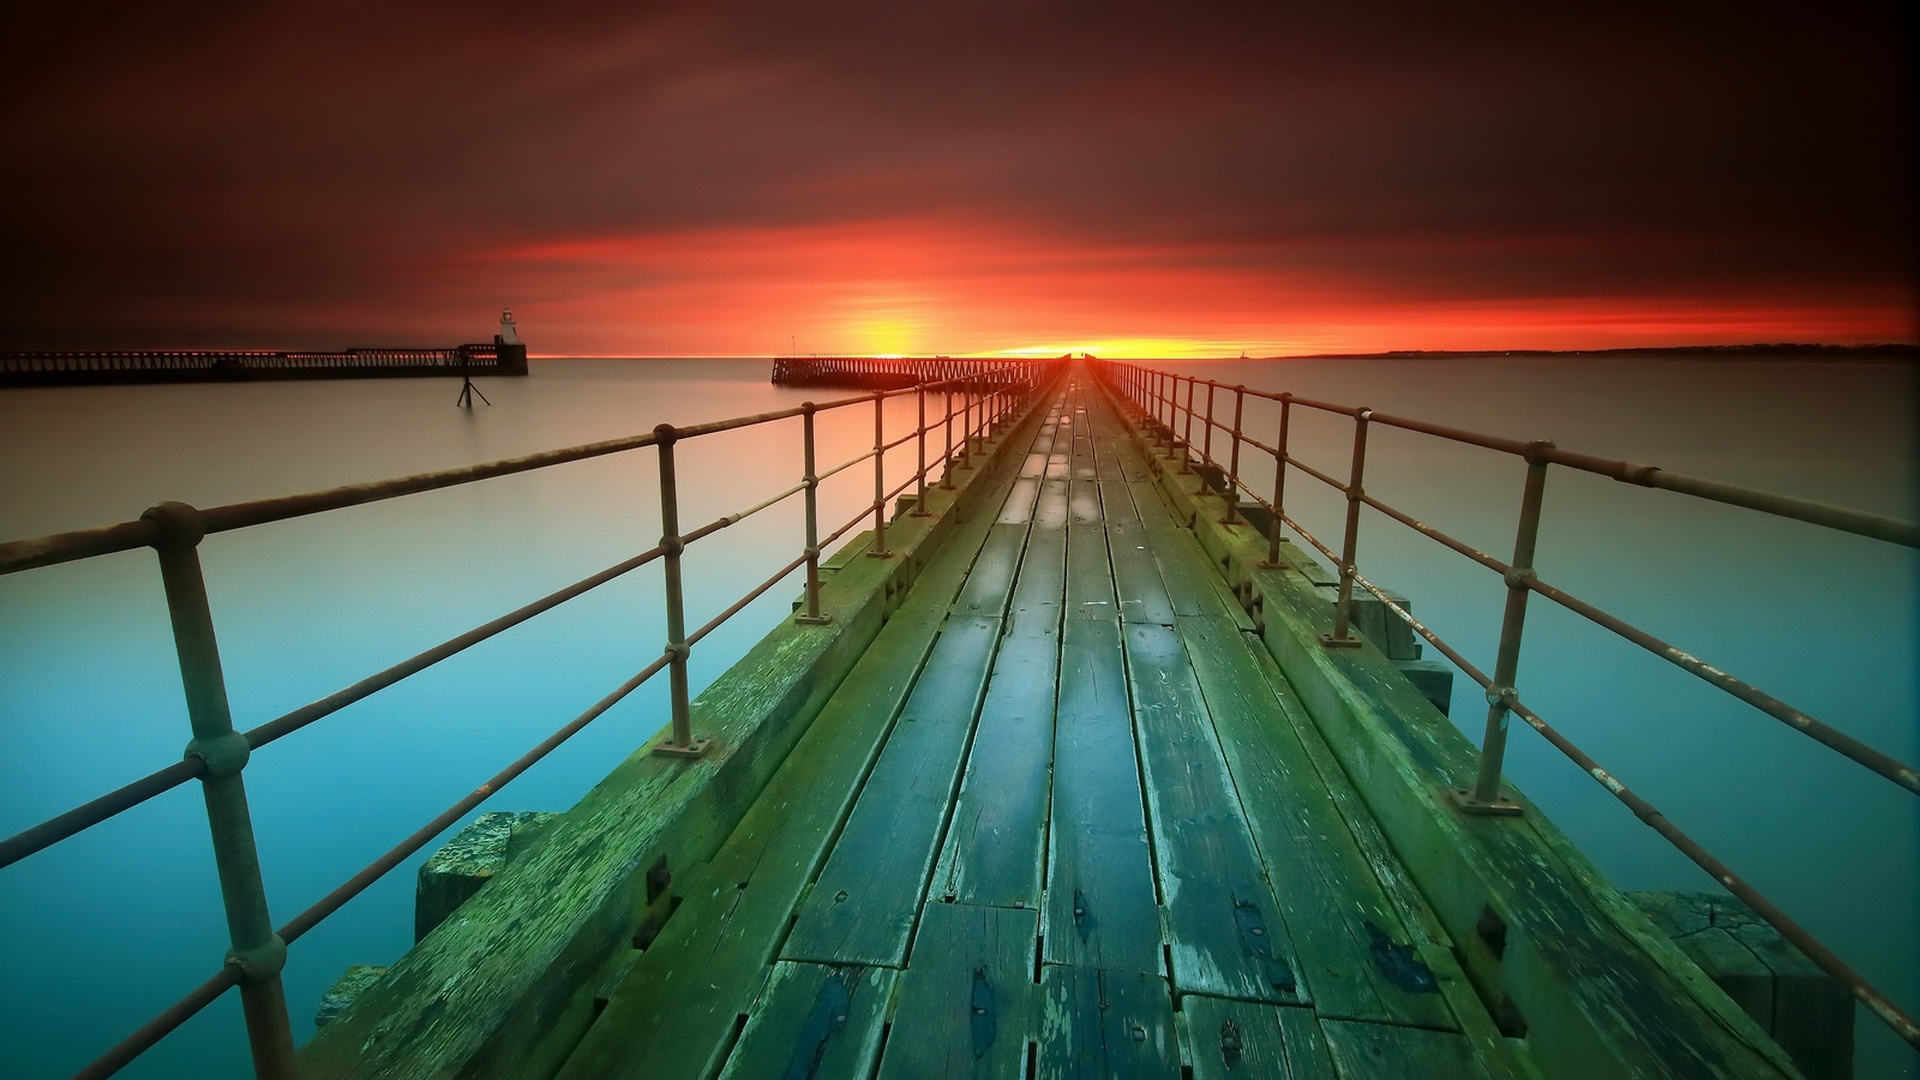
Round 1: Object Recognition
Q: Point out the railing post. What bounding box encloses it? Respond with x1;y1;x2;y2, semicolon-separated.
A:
1455;441;1553;815
1263;393;1292;567
1320;408;1371;648
1223;385;1245;524
912;381;930;516
142;501;297;1080
797;403;831;624
961;387;974;469
1181;376;1197;473
940;386;956;489
1202;380;1217;466
652;425;708;757
869;392;893;558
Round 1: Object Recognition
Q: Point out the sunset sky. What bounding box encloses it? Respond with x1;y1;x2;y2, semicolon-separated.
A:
5;1;1913;357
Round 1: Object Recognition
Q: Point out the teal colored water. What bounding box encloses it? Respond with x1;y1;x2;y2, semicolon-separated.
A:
1;356;1913;1077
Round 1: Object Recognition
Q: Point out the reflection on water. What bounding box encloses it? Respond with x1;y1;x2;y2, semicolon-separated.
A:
1;356;1914;1078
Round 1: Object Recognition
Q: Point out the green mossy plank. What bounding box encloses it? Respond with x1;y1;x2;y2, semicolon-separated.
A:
877;903;1040;1080
1008;525;1067;635
1098;479;1139;521
1132;484;1253;626
1045;616;1162;976
415;810;562;943
1066;523;1117;621
553;605;947;1080
1176;615;1455;1030
1180;997;1336;1080
1319;1019;1493;1080
955;523;1030;617
1070;478;1104;524
555;408;1053;1080
1036;966;1179;1080
1108;519;1176;626
316;965;390;1028
999;477;1042;524
784;614;1002;966
932;628;1057;908
716;962;895;1080
1124;621;1304;1005
1036;478;1072;526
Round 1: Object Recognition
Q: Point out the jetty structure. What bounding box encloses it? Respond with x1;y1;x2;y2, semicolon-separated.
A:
0;309;530;388
2;358;1914;1079
772;355;1063;389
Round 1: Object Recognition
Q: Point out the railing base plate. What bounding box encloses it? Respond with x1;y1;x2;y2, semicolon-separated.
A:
1317;632;1364;649
794;613;834;625
653;737;712;760
1450;788;1525;816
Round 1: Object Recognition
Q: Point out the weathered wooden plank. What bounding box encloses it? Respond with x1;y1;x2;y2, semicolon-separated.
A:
1008;525;1067;635
877;903;1039;1080
552;602;946;1080
716;962;895;1080
1175;615;1456;1030
1097;478;1139;521
1065;523;1116;621
932;628;1057;908
1045;617;1161;976
1132;482;1252;627
935;519;1063;907
1125;622;1304;1005
784;614;1001;966
1108;519;1176;626
998;477;1042;524
955;522;1030;617
1035;478;1072;527
1180;997;1336;1080
1036;966;1179;1080
1319;1019;1493;1080
1069;478;1103;524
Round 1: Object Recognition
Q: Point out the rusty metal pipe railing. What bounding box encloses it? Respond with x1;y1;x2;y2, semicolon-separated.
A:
143;502;297;1079
1458;445;1551;814
1093;359;1919;1046
1321;407;1371;647
4;359;1060;1080
1;542;670;870
869;393;893;559
799;403;829;623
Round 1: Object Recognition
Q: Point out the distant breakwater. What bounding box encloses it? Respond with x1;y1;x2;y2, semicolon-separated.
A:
0;342;529;388
770;355;1063;389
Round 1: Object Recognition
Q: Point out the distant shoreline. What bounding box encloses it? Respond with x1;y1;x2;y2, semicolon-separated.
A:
1274;342;1917;362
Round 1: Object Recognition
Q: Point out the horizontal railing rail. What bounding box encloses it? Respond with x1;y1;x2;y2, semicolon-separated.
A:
1095;359;1919;1050
1;359;1063;1079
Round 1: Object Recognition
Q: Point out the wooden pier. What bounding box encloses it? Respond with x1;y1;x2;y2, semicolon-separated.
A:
298;371;1805;1079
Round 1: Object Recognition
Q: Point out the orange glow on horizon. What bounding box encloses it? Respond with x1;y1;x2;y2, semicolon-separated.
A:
471;219;1914;358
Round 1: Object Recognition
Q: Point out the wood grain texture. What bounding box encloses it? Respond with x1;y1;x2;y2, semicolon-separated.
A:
877;903;1039;1080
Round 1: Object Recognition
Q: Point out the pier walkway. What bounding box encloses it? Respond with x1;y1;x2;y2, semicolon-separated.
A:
553;378;1513;1078
449;374;1788;1080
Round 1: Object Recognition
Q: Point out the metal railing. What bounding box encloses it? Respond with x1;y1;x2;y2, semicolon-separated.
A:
0;360;1060;1079
1095;359;1920;1049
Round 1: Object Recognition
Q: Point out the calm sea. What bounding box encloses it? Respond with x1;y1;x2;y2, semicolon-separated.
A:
1;356;1913;1078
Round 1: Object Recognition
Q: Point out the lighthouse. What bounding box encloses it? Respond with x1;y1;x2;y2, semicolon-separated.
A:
494;308;529;374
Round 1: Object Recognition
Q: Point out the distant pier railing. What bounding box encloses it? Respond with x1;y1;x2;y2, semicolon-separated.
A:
771;355;1055;389
0;342;530;387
